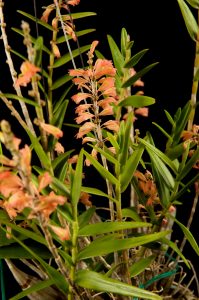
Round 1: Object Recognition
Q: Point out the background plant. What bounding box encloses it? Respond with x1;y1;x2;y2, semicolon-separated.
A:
0;1;198;300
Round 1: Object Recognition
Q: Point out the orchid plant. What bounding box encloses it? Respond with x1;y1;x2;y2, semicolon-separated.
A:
0;0;198;300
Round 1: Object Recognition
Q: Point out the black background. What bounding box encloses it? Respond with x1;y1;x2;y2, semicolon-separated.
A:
0;0;198;298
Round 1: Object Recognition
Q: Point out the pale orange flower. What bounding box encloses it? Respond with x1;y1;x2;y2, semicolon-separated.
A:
55;142;65;154
0;171;23;198
71;93;92;104
98;97;117;109
82;137;96;144
40;122;63;138
32;191;66;219
99;106;113;116
103;120;120;133
20;145;32;176
79;192;92;206
67;0;80;6
94;59;116;79
88;40;99;56
38;172;52;192
16;61;41;87
135;107;149;117
64;22;77;41
0;155;16;167
75;104;92;114
76;122;96;139
50;224;70;241
51;42;61;58
75;112;94;124
41;5;54;23
68;154;79;164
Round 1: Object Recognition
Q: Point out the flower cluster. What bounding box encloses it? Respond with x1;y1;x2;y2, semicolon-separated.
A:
69;41;119;142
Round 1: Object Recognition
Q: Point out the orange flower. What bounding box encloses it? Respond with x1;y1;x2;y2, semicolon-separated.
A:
75;104;92;114
0;155;16;167
103;120;120;133
55;142;65;154
76;122;96;139
135;107;149;117
20;145;32;176
40;122;63;138
0;171;23;198
94;59;116;79
68;154;79;164
51;42;61;58
99;106;114;116
79;192;92;206
41;5;54;23
71;93;92;104
38;172;52;192
16;61;41;87
75;112;94;124
50;224;70;241
67;0;80;6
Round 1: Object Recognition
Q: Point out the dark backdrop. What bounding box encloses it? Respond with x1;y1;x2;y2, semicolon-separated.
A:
0;0;198;298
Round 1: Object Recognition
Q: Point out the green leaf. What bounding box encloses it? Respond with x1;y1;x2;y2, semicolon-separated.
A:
177;0;198;41
17;10;53;31
83;150;119;186
120;144;145;193
119;95;155;108
27;130;51;171
78;221;151;236
124;49;149;68
71;149;84;206
81;186;116;202
75;270;162;299
52;176;70;198
185;0;199;8
130;255;156;277
53;45;90;68
0;93;39;107
164;109;175;127
57;29;96;44
161;238;190;268
34;36;44;67
78;230;170;260
9;279;54;300
51;75;73;90
10;49;27;61
121;27;128;57
121;207;143;222
174;218;199;255
122;62;159;88
119;112;133;168
152;122;173;141
52;149;74;170
106;132;120;153
107;34;124;76
0;243;51;259
78;207;96;228
176;146;199;181
138;138;178;173
62;12;96;20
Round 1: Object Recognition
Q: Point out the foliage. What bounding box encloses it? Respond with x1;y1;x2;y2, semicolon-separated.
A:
0;0;198;299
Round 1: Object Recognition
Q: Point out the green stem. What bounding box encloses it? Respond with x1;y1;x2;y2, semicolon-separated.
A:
188;10;199;130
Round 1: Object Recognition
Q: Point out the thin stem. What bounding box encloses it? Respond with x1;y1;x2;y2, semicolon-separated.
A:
188;10;199;130
0;1;35;135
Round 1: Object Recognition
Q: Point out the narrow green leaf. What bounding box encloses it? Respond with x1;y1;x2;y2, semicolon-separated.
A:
52;149;74;170
81;186;116;202
164;110;175;126
161;237;190;268
130;255;156;277
71;149;84;206
177;0;198;40
78;230;170;260
78;207;96;228
75;270;162;299
53;45;90;68
120;144;145;193
58;249;73;267
51;75;73;90
52;177;70;198
0;93;39;107
121;27;128;57
27;130;51;171
0;243;51;259
83;150;119;186
62;12;96;20
107;34;124;76
177;146;199;181
119;95;155;108
119;112;133;169
122;62;159;88
185;0;199;8
34;36;44;67
106;132;120;152
78;221;151;236
138;138;178;173
10;279;54;300
57;29;96;44
174;218;199;255
121;207;143;222
10;49;27;61
152;122;173;141
124;49;149;68
17;10;53;30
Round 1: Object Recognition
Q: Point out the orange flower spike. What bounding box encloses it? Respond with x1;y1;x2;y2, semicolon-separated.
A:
16;61;41;87
38;172;52;192
50;224;70;241
40;122;63;139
